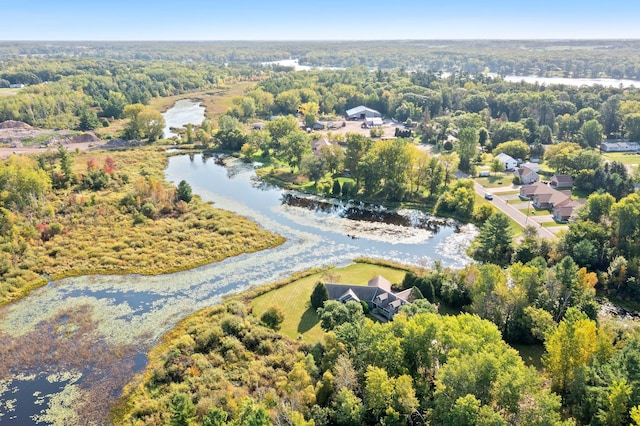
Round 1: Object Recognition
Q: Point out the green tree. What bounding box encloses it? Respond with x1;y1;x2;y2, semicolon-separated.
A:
364;366;395;419
310;282;329;310
176;180;192;203
331;388;364;426
596;379;632;426
169;393;196;426
281;131;311;172
317;300;363;331
265;115;298;148
457;127;479;172
201;408;228;426
543;308;596;398
471;212;513;265
260;306;285;331
581;119;603;148
623;113;640;142
77;108;100;130
492;140;530;160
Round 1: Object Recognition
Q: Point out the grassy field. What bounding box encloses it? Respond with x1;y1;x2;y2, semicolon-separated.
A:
475;175;516;188
602;152;640;166
519;207;550;216
0;87;20;96
251;263;407;343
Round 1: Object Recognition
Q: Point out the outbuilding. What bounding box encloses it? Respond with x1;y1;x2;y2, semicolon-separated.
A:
346;105;381;120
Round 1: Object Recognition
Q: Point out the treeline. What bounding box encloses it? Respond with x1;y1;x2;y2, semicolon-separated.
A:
118;291;640;425
0;58;257;129
3;40;640;79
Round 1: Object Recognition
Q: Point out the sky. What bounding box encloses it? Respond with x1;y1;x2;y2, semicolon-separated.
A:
1;0;640;40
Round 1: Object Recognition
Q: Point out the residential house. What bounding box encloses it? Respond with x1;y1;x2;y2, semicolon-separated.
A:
324;275;410;320
552;199;586;223
514;166;539;184
346;105;382;120
311;137;333;155
495;153;518;171
600;141;640;152
521;162;541;173
519;181;549;199
550;174;574;189
533;190;570;210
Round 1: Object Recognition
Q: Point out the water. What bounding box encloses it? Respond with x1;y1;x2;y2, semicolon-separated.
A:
0;152;475;424
503;75;640;88
162;99;206;139
261;58;344;71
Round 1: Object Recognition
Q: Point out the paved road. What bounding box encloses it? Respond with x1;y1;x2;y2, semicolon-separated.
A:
456;171;557;240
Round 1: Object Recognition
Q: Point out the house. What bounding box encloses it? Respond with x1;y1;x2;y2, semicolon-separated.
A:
550;174;574;189
346;105;382;120
324;275;410;320
520;181;549;199
514;166;539;184
533;190;570;210
495;153;518;171
9;83;25;89
521;162;541;173
600;141;640;152
312;122;326;130
552;199;585;223
311;137;333;155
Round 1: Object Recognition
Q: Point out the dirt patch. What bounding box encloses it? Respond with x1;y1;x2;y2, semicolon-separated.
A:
0;120;32;129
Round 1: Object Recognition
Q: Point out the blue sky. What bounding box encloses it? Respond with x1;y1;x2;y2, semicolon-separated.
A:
1;0;639;40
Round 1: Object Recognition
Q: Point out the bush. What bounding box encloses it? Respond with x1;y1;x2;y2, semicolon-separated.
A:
141;202;156;219
260;306;285;331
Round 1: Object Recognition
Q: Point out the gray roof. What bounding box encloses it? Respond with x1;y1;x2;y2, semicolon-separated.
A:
346;105;381;117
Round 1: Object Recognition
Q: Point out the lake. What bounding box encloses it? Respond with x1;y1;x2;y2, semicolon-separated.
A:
503;75;640;88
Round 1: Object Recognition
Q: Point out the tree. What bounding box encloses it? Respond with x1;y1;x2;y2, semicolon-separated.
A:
491;122;528;144
317;300;363;331
301;154;326;185
310;282;329;310
169;393;196;426
623;113;640;142
318;144;345;175
265;115;298;148
260;306;285;330
457;127;479;172
176;180;192;203
201;408;228;426
215;128;248;151
581;119;603;148
472;212;513;265
123;103;165;141
77;108;100;130
332;388;364;426
492;140;530;160
280;131;311;172
344;133;371;188
365;366;395;419
543;308;596;398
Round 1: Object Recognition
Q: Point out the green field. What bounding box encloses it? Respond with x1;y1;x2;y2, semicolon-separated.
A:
519;207;550;216
251;263;407;343
0;87;20;96
475;175;517;188
602;152;640;166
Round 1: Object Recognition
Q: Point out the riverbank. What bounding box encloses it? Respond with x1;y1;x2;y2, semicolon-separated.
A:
0;146;284;307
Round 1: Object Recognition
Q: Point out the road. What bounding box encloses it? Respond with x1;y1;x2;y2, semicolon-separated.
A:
456;171;557;240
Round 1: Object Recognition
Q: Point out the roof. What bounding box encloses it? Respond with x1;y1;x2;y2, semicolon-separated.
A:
368;275;391;292
311;137;332;153
496;153;517;163
515;166;538;179
365;117;384;126
338;289;360;303
346;105;381;117
522;162;541;172
535;190;570;206
551;174;574;187
521;181;550;197
325;283;379;303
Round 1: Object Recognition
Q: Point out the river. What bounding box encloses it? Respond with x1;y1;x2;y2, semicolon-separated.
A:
162;99;206;139
502;75;640;88
0;102;476;424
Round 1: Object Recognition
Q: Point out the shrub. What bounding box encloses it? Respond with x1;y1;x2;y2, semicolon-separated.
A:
260;306;285;331
141;202;156;219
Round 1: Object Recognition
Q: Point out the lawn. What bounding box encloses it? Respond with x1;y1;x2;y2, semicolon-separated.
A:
251;263;407;343
541;221;566;228
475;175;517;188
602;152;640;166
519;207;550;216
0;87;20;96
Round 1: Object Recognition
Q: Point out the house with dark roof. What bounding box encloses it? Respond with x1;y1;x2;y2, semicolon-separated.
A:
520;181;550;199
550;174;574;189
553;198;585;223
324;275;410;320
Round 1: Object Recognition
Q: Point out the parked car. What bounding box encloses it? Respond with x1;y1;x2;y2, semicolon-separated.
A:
484;193;494;200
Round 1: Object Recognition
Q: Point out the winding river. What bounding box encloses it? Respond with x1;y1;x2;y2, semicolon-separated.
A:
0;101;476;424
